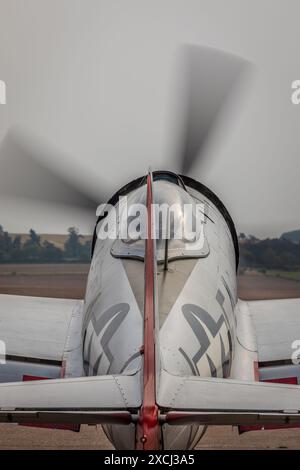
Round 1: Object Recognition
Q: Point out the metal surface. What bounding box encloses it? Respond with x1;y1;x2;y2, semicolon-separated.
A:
0;410;134;425
0;372;141;409
157;370;300;412
163;411;300;426
136;172;160;450
0;295;83;362
246;298;300;362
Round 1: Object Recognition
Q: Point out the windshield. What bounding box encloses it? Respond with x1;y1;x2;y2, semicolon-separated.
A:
111;180;209;261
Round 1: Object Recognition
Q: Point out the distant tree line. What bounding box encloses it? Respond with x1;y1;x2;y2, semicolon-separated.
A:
0;226;91;263
239;233;300;270
1;225;300;268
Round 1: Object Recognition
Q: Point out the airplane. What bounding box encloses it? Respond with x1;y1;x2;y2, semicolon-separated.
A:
0;46;300;451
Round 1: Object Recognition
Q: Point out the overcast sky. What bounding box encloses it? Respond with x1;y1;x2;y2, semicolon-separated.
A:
0;0;299;237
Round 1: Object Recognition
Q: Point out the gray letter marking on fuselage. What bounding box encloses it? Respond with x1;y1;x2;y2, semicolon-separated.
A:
84;303;130;374
181;304;225;374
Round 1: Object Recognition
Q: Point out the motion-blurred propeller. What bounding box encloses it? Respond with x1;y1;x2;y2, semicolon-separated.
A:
0;45;251;221
172;45;250;175
0;127;104;211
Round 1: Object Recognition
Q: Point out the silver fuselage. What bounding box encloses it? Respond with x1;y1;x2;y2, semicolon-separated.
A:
82;177;238;449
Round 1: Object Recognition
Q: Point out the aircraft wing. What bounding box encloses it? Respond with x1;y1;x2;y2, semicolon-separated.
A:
231;298;300;385
0;294;84;382
0;372;141;425
158;370;300;426
245;298;300;363
0;294;141;427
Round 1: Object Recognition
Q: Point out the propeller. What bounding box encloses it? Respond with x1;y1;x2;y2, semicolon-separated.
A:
0;127;105;211
0;45;251;225
172;45;250;175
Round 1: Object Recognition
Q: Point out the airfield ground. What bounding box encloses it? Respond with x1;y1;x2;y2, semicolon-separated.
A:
0;264;300;449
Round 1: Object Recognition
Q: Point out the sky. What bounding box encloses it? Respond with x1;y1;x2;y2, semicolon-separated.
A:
0;0;299;237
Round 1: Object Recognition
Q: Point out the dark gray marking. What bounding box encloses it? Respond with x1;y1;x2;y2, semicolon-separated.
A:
182;307;210;368
206;353;217;377
192;306;225;337
216;289;234;369
227;330;233;354
83;330;94;375
83;359;89;376
221;277;238;328
186;426;198;450
84;303;130;374
92;353;102;376
92;303;129;336
92;303;130;374
221;276;236;311
182;304;225;365
120;351;141;373
219;333;230;378
179;347;199;376
82;291;102;333
216;289;231;332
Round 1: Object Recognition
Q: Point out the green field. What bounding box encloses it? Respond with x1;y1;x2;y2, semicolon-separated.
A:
265;270;300;281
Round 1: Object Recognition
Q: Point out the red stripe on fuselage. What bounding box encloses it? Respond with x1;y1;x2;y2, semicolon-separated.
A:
136;173;160;450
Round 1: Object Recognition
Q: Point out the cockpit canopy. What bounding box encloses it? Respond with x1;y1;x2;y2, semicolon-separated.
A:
110;179;209;262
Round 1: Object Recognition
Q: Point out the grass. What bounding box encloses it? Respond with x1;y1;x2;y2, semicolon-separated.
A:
265;270;300;281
